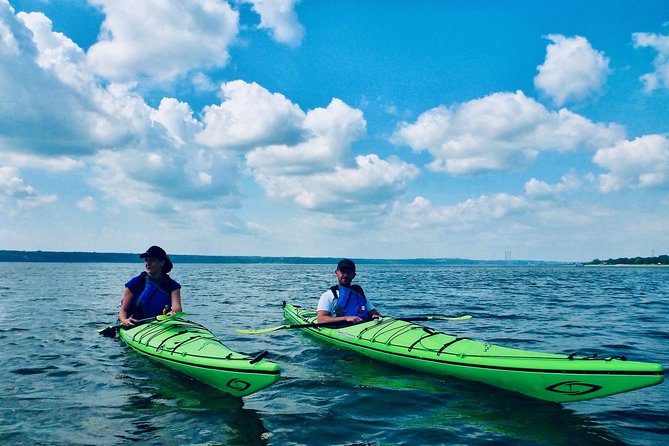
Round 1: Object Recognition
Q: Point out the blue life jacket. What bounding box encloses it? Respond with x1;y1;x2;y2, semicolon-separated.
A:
125;272;175;319
331;285;369;320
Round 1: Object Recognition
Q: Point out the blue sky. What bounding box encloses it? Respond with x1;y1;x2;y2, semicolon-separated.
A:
1;0;668;261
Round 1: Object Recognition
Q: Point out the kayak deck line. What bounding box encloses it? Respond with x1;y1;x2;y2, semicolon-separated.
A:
123;341;281;375
436;337;469;354
130;320;249;359
319;316;649;365
284;302;664;403
304;326;664;376
135;321;209;344
136;321;228;352
361;318;465;352
170;334;213;353
129;328;275;365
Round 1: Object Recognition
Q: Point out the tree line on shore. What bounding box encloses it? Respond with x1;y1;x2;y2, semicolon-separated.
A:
587;255;669;265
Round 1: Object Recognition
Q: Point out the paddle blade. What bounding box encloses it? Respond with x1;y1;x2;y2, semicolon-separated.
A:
97;325;119;337
429;314;472;321
398;314;473;322
237;325;287;335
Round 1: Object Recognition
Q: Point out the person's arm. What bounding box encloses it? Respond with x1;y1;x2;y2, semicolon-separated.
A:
316;310;362;324
167;288;182;315
118;288;137;327
316;289;363;323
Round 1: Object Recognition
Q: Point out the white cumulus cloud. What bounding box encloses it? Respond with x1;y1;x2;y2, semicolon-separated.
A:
86;0;238;84
17;10;93;88
0;165;57;211
633;32;669;92
534;34;611;106
197;80;305;151
524;173;582;197
254;154;419;215
397;194;530;230
0;4;416;225
234;95;419;216
151;98;203;147
246;98;365;174
244;0;305;46
594;134;669;193
0;152;82;172
0;6;135;155
393;91;624;175
91;142;241;213
1;4;243;217
0;165;35;198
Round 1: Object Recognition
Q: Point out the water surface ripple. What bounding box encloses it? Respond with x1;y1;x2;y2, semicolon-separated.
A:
0;263;667;445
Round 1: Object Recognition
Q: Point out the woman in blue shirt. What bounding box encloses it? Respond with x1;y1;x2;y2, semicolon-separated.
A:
118;245;183;327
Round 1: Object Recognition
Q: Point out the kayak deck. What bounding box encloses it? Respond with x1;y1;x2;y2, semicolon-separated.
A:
119;317;280;397
283;303;664;403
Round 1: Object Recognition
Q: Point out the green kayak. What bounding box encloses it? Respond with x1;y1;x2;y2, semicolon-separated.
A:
283;302;664;403
119;316;280;397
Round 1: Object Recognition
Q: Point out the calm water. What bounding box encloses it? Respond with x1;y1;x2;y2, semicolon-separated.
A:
1;263;667;445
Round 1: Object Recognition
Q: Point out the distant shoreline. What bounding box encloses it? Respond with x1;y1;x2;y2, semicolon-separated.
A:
584;254;669;267
584;264;669;267
0;249;565;266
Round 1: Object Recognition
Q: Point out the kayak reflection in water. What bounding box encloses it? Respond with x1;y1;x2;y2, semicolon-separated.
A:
317;258;381;324
118;245;183;327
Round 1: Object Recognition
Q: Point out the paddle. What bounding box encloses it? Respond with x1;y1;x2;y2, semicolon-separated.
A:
399;315;472;322
236;314;472;335
237;320;353;335
97;311;187;337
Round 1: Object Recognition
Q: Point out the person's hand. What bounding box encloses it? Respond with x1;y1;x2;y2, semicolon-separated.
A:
344;316;362;323
371;314;381;320
122;317;137;327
